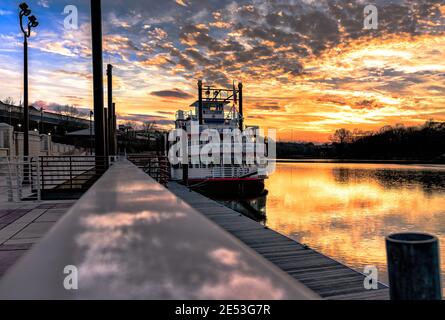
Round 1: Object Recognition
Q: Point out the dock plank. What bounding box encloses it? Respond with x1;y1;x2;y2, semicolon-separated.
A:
168;182;389;300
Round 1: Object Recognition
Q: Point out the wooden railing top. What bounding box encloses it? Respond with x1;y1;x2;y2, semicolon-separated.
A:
0;159;318;299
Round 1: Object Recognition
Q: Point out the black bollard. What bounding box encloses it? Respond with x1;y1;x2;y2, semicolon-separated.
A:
183;164;188;185
386;232;442;300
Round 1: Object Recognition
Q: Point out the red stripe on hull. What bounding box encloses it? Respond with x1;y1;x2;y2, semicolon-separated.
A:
188;178;263;182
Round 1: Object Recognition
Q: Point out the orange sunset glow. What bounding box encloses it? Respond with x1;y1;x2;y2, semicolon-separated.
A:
265;162;445;289
1;1;444;142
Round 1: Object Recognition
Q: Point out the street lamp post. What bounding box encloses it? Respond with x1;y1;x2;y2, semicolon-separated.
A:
19;3;38;183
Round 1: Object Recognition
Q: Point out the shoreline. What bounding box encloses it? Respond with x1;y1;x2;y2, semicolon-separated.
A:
275;158;445;165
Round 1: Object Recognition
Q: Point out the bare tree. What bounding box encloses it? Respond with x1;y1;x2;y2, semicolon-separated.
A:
330;128;353;144
53;104;82;120
142;121;157;133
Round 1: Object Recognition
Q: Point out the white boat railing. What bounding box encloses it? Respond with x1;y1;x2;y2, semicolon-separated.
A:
171;165;258;180
211;166;254;178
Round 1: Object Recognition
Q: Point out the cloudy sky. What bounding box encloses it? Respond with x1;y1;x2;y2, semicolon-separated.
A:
0;0;444;141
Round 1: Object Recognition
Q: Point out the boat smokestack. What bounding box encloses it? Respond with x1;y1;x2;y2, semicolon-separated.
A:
238;82;243;131
198;80;203;125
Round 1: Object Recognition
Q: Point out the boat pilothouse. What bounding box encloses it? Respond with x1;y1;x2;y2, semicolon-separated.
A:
170;80;272;197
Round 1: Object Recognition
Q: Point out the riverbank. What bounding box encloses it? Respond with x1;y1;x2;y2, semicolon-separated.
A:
249;162;445;295
276;158;445;165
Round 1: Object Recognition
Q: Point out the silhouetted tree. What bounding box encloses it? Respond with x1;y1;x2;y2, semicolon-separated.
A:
330;128;354;144
329;121;445;160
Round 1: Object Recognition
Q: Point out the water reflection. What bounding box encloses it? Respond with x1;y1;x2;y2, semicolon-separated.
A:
221;163;445;291
218;196;268;225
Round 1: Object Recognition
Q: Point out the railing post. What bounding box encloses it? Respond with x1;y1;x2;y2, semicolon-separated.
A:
23;156;31;186
16;162;22;201
41;157;45;191
6;159;13;202
36;157;41;202
386;232;442;300
69;156;73;190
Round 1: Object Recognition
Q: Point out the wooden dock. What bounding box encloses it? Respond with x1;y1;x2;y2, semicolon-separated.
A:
168;182;390;300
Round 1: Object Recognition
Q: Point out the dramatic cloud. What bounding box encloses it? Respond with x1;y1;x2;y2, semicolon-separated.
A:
0;0;444;141
150;89;193;99
119;113;175;126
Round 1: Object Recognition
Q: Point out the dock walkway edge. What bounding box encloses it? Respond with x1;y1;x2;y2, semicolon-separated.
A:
168;181;390;300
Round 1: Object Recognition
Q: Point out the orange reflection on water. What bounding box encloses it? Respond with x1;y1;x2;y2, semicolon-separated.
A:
265;163;445;285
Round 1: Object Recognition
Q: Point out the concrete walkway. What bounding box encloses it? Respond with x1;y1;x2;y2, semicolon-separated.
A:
0;200;74;277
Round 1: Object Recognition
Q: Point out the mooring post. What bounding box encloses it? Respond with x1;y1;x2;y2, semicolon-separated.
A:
183;164;188;185
386;232;442;300
112;102;117;155
104;107;109;166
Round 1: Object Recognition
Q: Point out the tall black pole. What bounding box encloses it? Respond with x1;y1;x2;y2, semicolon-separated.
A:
23;35;29;159
90;0;105;161
104;107;109;160
238;82;243;131
107;64;115;155
112;102;117;154
19;3;38;163
21;33;31;185
198;80;203;125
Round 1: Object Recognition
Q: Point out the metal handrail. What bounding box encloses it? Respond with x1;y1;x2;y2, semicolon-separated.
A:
127;155;170;185
1;155;118;202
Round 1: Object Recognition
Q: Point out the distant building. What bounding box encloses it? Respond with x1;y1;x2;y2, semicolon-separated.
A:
0;122;79;157
0;101;90;134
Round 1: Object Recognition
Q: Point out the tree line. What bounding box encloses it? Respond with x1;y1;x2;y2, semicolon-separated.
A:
330;121;445;160
277;121;445;161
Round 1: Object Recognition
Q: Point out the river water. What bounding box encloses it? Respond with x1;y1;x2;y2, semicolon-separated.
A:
222;162;445;290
